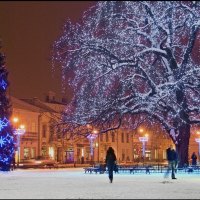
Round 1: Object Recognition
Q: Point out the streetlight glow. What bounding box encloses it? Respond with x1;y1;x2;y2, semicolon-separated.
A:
139;128;144;133
13;117;19;123
139;131;149;163
19;124;25;129
93;129;98;134
12;116;26;167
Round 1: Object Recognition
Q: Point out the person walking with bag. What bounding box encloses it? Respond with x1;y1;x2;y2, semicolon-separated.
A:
105;147;117;183
164;145;178;180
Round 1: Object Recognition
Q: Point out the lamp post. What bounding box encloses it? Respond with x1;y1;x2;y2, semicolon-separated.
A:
87;134;97;163
12;117;26;167
86;128;98;164
139;134;148;163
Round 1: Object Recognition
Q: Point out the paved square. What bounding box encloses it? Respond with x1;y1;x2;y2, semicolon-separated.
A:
0;168;199;199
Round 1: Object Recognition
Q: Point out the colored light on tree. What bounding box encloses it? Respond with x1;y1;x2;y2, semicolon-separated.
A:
0;49;15;171
54;1;200;167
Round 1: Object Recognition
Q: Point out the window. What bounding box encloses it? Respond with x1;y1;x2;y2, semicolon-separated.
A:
126;149;130;161
155;149;158;159
126;133;129;143
111;132;115;142
42;124;47;138
31;148;36;159
122;149;125;161
49;147;54;159
121;132;124;143
106;132;109;142
49;124;54;136
42;146;47;157
24;148;29;159
163;150;166;159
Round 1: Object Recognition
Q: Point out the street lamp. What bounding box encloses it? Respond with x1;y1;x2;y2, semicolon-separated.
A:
139;134;148;162
12;117;26;167
86;128;98;164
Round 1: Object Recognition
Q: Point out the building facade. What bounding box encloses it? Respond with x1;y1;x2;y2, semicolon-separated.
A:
10;94;200;165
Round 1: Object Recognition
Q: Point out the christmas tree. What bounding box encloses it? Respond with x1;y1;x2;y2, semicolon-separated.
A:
0;48;15;171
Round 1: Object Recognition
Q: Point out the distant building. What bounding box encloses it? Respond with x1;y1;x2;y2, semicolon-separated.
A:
10;93;200;165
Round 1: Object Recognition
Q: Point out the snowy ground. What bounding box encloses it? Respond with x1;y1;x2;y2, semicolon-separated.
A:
0;168;200;199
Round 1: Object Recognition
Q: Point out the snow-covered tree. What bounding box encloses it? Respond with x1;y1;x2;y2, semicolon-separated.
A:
53;1;200;167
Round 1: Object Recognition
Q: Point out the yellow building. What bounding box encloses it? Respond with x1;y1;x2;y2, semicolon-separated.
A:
11;96;41;163
10;93;200;166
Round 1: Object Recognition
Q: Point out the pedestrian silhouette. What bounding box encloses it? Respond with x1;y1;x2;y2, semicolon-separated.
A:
191;152;197;166
164;145;178;179
105;147;117;183
11;156;16;171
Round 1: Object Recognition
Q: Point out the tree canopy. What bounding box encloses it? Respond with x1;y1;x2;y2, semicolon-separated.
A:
53;1;200;166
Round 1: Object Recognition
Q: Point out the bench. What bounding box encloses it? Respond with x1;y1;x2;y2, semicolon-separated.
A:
83;166;106;174
132;167;152;174
118;167;134;174
118;165;153;174
83;166;153;174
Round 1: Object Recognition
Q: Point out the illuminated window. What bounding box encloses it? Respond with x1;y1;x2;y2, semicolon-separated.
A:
49;147;54;159
24;148;29;159
42;146;47;156
163;150;166;159
31;148;36;159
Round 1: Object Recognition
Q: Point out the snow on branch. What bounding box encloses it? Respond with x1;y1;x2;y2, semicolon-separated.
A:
53;1;200;142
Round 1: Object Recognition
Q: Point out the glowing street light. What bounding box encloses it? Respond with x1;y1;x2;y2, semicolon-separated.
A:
139;128;144;133
12;117;26;167
139;134;149;158
13;117;19;123
86;127;98;162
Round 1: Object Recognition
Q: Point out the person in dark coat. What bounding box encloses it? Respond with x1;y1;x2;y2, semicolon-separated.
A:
191;152;197;166
105;147;117;183
164;145;178;179
11;156;16;171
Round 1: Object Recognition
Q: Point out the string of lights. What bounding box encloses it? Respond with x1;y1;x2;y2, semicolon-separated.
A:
0;51;15;171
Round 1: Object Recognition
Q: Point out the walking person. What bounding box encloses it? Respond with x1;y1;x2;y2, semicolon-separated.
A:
105;147;117;183
164;145;178;180
11;156;16;171
191;152;197;166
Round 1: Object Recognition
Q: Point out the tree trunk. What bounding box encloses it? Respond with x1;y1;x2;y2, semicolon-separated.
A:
175;123;190;168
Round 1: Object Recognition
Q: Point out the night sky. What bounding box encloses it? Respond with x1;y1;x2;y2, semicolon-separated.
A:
0;1;94;101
